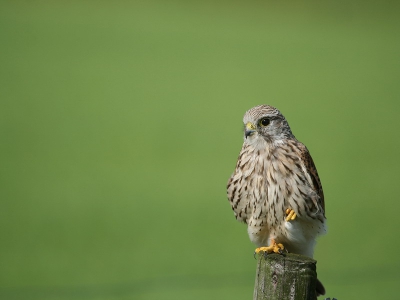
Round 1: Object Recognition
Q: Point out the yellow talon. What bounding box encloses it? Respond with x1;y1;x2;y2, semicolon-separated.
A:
255;240;284;255
285;208;297;221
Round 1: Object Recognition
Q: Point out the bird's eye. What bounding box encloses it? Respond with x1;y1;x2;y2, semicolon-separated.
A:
259;118;270;127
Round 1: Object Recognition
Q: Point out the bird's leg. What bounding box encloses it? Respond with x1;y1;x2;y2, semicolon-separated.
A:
254;208;296;256
285;208;297;221
255;239;285;255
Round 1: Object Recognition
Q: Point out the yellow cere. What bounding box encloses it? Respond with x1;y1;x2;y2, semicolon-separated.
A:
246;122;256;130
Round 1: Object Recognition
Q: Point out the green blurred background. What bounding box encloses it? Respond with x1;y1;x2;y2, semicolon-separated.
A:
1;1;399;299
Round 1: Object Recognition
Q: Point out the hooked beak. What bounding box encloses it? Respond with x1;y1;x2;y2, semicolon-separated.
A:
245;122;256;138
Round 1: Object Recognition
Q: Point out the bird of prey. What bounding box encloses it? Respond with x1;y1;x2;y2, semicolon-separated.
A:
227;104;326;296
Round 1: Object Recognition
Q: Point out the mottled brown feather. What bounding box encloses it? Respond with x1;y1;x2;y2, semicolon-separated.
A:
296;142;325;213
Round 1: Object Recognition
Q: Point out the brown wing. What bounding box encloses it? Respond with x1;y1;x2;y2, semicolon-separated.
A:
297;142;325;215
226;145;254;223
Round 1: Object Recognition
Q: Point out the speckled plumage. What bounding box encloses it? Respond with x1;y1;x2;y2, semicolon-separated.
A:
227;104;326;294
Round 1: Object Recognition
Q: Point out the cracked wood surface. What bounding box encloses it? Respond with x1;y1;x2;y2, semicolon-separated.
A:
253;253;318;300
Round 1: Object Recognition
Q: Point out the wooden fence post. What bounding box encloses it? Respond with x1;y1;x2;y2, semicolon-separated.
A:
253;253;318;300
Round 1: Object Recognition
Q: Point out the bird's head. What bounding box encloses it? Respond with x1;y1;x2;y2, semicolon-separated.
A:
243;105;294;146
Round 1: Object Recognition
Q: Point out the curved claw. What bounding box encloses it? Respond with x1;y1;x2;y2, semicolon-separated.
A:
285;208;297;221
255;241;285;255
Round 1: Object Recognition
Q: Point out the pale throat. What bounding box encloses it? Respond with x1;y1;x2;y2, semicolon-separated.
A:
245;134;285;151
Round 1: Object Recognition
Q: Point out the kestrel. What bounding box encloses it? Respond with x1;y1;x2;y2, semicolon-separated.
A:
227;105;326;296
